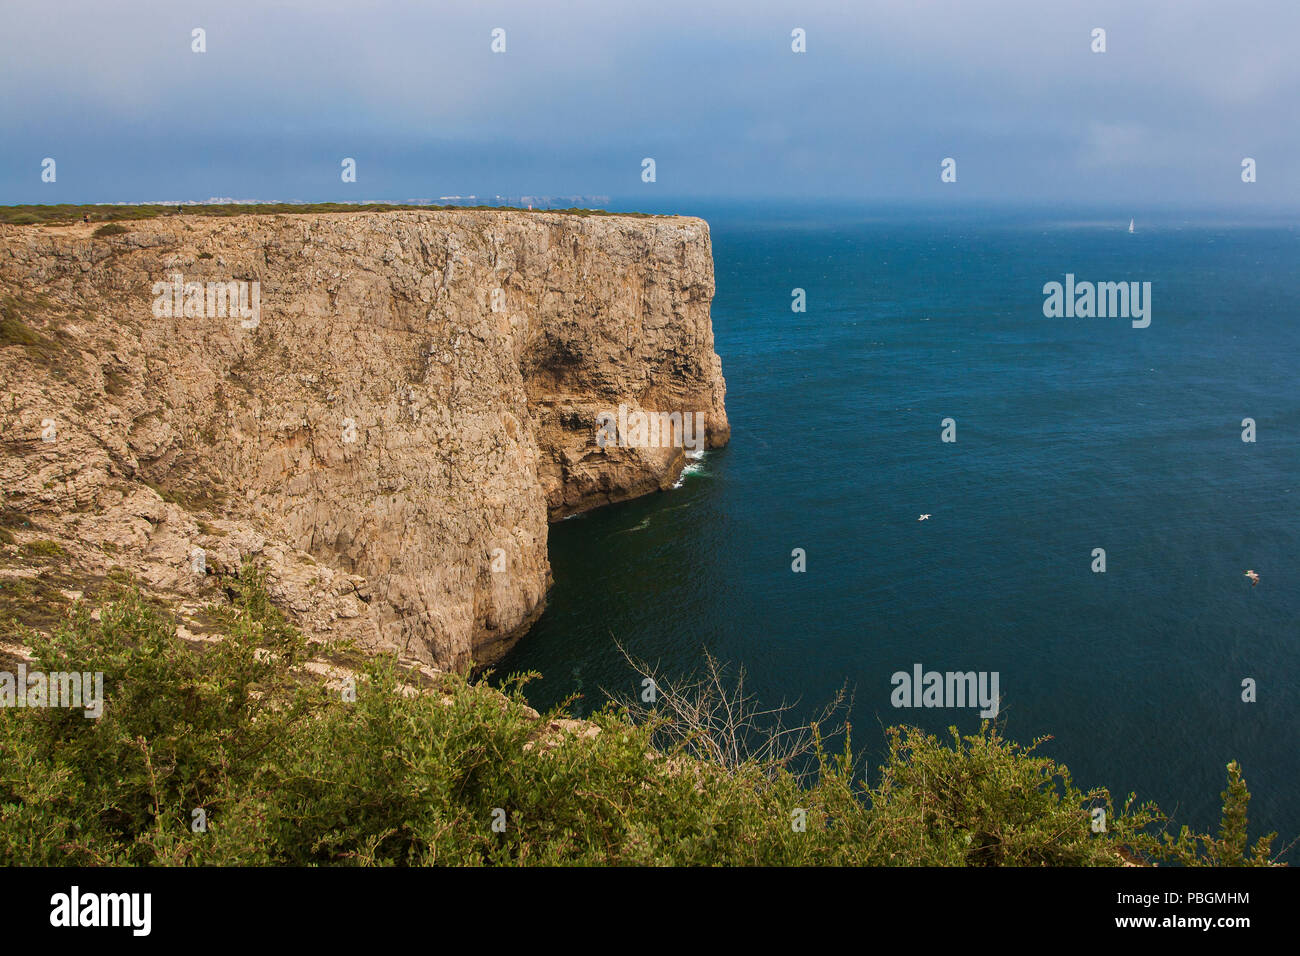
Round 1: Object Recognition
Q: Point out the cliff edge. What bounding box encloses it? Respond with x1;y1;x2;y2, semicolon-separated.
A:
0;210;729;670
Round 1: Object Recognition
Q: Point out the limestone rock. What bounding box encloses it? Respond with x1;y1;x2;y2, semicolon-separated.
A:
0;210;729;669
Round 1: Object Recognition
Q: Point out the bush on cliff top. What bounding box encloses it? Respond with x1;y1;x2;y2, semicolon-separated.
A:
0;569;1281;866
0;203;656;227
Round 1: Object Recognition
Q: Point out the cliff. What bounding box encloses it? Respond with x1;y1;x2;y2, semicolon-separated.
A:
0;210;729;670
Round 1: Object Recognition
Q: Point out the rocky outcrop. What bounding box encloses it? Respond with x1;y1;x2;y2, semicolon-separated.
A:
0;210;728;670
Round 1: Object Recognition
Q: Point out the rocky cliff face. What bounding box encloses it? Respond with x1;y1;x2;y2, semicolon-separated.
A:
0;210;728;670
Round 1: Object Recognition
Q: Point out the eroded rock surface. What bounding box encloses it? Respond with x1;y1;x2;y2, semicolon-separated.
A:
0;210;728;670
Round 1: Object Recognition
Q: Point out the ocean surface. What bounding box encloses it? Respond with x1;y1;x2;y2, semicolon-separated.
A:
497;202;1299;852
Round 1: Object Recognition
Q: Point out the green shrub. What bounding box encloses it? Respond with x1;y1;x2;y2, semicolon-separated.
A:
0;203;656;227
24;540;66;559
0;571;1283;866
0;296;67;364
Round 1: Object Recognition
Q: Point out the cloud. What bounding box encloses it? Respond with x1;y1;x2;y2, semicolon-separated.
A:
1;0;1296;203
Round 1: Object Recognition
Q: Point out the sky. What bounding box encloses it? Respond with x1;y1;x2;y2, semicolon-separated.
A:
1;0;1297;208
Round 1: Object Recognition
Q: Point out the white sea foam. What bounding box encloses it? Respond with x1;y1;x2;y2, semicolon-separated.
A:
672;450;709;489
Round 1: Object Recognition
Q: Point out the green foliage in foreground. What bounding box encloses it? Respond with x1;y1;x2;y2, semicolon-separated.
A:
0;203;656;227
0;573;1281;866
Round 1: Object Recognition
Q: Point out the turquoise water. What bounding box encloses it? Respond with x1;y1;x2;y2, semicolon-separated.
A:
497;204;1299;850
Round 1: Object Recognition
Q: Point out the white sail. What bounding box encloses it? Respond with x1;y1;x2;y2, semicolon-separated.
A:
1128;218;1135;233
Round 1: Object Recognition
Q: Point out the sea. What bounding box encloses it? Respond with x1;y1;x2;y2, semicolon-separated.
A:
496;201;1299;853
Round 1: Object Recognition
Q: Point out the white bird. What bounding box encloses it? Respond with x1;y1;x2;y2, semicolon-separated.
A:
1244;570;1259;587
918;514;931;521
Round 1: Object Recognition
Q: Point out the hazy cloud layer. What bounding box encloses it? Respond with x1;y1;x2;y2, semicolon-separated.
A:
2;0;1296;205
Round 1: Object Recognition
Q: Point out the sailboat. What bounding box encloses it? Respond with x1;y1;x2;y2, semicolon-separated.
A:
1128;218;1135;234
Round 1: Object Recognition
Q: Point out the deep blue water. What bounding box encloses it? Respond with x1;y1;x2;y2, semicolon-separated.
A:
498;204;1299;853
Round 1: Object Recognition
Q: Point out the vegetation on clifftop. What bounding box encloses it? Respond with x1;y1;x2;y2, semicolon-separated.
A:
0;570;1282;866
0;203;658;227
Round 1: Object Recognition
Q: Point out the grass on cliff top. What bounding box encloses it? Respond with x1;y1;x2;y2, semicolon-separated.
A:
0;203;659;227
0;567;1285;866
